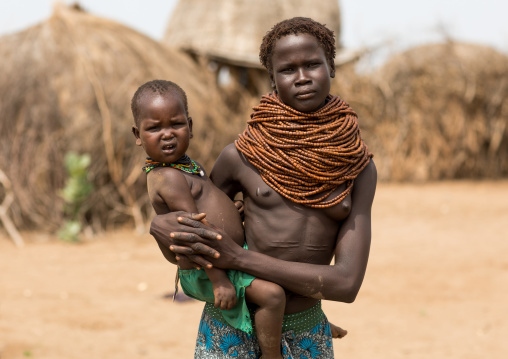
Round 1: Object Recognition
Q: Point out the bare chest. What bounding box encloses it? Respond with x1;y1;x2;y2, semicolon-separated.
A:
241;172;351;263
242;170;352;222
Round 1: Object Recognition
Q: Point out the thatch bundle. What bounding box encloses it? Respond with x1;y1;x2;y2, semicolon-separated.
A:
349;42;508;181
0;3;243;233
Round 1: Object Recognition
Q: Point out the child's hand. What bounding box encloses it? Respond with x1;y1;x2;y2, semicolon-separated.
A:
213;279;237;310
234;200;244;214
234;200;245;221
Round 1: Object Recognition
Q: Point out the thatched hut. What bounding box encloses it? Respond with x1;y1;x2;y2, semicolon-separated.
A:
163;0;346;112
165;0;341;67
366;42;508;181
0;3;242;234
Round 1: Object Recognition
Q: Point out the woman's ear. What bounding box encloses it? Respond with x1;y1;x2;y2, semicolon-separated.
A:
330;62;336;78
269;72;276;89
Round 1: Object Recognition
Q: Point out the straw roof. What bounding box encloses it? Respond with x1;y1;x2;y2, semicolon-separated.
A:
0;3;242;232
366;42;508;181
163;0;342;68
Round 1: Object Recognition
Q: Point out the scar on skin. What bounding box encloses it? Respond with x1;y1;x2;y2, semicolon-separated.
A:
311;276;325;299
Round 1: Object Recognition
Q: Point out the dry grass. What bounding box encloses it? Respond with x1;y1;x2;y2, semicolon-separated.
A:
0;4;244;232
1;4;507;234
333;42;508;181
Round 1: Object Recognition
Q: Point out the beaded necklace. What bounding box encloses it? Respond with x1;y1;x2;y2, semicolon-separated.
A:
235;92;372;208
143;155;204;176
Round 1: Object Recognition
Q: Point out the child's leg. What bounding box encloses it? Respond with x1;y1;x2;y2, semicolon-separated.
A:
205;267;237;310
245;279;285;359
330;322;348;338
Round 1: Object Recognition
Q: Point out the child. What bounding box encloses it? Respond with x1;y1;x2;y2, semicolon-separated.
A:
132;79;288;358
150;17;373;359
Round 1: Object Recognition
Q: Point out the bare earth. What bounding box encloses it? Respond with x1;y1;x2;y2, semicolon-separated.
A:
1;181;507;359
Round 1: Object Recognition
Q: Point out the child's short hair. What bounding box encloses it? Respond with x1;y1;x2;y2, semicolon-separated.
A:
259;17;336;73
131;80;189;125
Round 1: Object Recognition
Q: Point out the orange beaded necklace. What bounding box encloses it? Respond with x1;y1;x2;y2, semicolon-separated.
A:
235;92;372;208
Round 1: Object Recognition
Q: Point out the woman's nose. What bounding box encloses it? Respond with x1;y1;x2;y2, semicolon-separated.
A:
295;68;310;85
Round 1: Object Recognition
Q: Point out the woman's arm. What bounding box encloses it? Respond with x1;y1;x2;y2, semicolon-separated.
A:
150;211;220;268
241;162;376;301
164;161;377;302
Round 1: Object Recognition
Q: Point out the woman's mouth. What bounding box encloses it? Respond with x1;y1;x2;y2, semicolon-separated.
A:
295;91;315;100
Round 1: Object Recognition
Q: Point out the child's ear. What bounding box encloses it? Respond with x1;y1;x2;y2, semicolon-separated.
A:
188;117;193;138
132;126;142;146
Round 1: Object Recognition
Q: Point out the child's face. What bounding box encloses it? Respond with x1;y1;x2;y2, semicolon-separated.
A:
132;93;192;163
269;33;335;113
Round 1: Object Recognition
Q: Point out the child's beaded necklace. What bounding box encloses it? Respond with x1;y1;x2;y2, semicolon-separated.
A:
143;155;204;176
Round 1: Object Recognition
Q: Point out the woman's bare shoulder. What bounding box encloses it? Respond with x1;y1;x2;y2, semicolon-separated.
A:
217;143;241;162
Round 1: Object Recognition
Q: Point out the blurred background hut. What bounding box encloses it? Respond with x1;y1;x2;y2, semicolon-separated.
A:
163;0;361;115
359;42;508;181
0;3;240;235
1;1;507;240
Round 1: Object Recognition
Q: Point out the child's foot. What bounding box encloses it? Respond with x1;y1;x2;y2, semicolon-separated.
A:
330;323;348;338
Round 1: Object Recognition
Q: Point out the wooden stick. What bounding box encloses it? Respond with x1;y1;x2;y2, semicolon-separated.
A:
0;169;24;248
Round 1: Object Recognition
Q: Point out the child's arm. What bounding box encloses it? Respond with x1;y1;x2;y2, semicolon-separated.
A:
148;168;197;265
148;168;237;310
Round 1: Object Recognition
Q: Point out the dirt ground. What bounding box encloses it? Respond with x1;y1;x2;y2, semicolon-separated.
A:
1;181;507;359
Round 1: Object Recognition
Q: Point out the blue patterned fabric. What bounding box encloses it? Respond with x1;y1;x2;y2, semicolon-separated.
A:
179;268;256;333
194;302;334;358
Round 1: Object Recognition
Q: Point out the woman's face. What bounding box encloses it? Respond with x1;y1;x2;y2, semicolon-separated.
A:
269;33;335;113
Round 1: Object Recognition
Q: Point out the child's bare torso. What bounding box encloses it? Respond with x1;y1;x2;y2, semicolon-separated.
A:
147;167;245;246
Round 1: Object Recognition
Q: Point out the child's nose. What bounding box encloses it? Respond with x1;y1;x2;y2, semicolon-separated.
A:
161;129;173;139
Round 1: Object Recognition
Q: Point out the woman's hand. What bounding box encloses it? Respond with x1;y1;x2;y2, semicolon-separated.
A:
170;214;244;270
150;212;222;269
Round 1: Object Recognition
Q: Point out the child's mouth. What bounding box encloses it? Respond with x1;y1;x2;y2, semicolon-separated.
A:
162;144;175;151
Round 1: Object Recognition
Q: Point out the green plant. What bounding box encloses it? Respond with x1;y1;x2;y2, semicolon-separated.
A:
57;152;93;242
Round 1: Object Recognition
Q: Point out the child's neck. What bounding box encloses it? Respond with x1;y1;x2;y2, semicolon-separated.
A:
143;155;204;176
